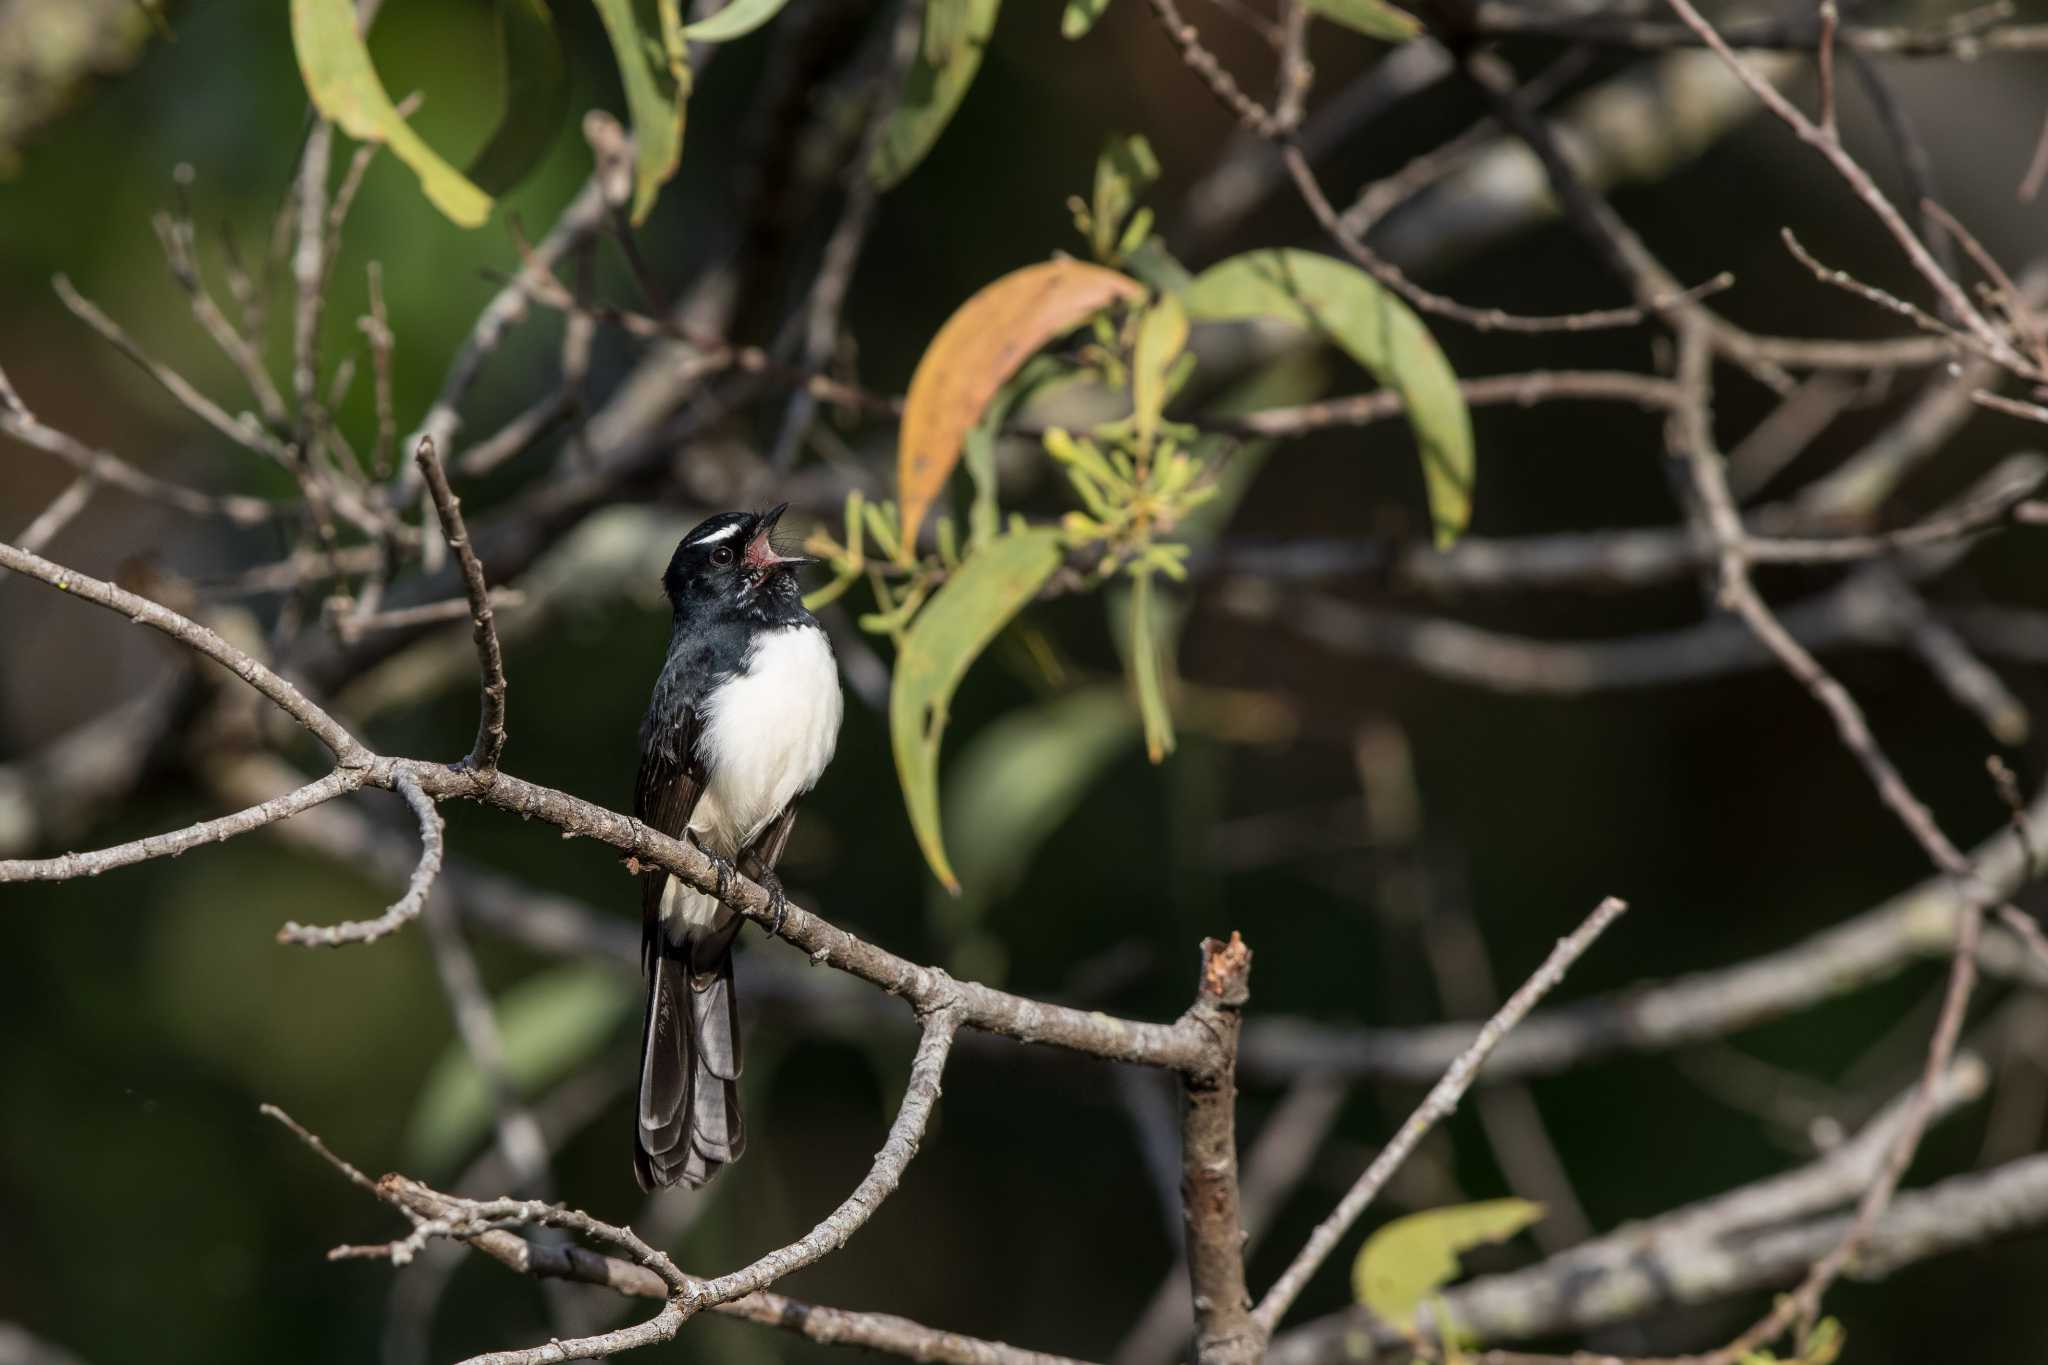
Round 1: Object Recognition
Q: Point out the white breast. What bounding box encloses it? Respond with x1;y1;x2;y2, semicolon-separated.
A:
690;624;843;857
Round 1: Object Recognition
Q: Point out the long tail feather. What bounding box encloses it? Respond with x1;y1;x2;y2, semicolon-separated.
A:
634;935;745;1191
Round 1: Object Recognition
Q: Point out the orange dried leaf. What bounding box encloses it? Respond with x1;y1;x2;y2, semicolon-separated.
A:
897;260;1143;561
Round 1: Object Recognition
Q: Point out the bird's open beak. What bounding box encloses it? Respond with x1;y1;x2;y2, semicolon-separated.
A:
743;502;816;571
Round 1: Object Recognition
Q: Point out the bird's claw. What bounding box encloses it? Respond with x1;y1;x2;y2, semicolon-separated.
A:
758;871;790;939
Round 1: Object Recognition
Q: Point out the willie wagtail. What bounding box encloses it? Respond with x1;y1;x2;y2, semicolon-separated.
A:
633;504;843;1190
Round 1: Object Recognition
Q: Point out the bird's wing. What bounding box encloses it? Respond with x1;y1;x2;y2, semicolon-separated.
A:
635;705;706;965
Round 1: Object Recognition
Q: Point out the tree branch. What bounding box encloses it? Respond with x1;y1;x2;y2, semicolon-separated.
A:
1181;934;1258;1365
275;773;444;947
415;436;509;773
1251;898;1628;1334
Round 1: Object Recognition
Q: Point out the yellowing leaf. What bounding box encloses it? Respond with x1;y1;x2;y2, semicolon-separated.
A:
1184;249;1474;548
591;0;690;224
898;260;1143;560
683;0;792;42
290;0;493;227
1353;1199;1545;1332
871;0;1001;189
891;528;1065;890
1303;0;1421;41
466;0;571;196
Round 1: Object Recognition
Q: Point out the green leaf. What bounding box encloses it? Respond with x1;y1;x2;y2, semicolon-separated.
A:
403;962;630;1173
1062;0;1113;36
683;0;792;42
290;0;493;227
890;526;1064;890
1353;1199;1545;1332
1185;248;1473;547
1127;566;1175;762
1131;292;1187;455
466;0;572;196
939;684;1137;944
591;0;690;224
1090;133;1159;260
871;0;1000;190
1302;0;1422;41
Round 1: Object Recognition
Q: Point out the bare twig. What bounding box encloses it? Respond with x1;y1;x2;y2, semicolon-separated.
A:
52;274;294;466
415;436;509;772
0;768;365;883
0;540;364;760
1268;1059;1998;1362
1660;0;2023;370
1251;897;1629;1334
14;474;97;554
275;773;444;947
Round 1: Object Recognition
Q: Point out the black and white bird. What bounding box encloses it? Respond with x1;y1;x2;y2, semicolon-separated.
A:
632;504;842;1190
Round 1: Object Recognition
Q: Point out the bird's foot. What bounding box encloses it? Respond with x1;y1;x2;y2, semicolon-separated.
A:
687;831;737;903
759;871;791;939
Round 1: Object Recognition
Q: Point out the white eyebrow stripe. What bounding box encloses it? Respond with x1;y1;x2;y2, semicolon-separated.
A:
690;524;745;546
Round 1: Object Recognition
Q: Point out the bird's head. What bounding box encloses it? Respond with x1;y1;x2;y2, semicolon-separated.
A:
663;504;815;613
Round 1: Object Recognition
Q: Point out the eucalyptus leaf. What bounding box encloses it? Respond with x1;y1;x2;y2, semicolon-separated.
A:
1185;248;1473;547
466;0;571;196
591;0;690;224
290;0;493;226
1126;566;1175;761
871;0;1000;189
1353;1198;1545;1332
890;527;1065;890
1303;0;1421;41
683;0;793;42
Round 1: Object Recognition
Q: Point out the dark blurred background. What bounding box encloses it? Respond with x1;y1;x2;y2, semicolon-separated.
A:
2;1;2047;1362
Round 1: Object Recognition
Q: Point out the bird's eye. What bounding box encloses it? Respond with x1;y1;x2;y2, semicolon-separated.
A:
711;545;735;567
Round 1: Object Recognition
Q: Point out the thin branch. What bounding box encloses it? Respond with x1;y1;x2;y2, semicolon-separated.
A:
51;274;294;465
1469;2;2040;54
1666;322;1990;1360
416;436;509;772
1267;1059;1996;1362
276;773;444;947
278;1101;1089;1365
1218;370;1685;436
0;540;365;761
1142;0;1284;136
15;474;97;554
153;177;289;424
0;768;365;883
767;0;922;469
1250;897;1628;1334
1660;0;2023;370
397;176;610;502
1281;142;1732;336
693;1008;962;1305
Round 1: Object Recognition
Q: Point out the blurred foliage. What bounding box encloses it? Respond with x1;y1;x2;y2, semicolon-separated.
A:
0;2;2046;1365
